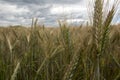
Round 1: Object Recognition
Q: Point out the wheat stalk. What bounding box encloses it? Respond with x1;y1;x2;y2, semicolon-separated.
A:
63;53;80;80
10;62;20;80
93;0;103;80
92;0;120;80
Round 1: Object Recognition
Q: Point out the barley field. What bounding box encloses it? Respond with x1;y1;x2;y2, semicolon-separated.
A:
0;0;120;80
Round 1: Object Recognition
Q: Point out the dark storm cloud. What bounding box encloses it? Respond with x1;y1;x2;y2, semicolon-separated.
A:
1;0;81;5
0;0;52;25
0;0;119;26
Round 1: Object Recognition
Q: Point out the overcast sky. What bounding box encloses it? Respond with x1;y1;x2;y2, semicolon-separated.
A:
0;0;120;26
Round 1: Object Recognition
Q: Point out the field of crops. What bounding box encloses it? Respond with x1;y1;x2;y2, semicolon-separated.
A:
0;0;120;80
0;23;119;80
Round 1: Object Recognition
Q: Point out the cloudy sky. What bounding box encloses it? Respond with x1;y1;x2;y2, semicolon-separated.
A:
0;0;120;26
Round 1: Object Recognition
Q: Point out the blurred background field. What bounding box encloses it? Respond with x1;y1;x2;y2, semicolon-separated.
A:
0;23;120;80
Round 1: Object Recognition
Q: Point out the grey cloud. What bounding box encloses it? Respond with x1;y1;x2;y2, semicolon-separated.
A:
3;0;118;26
1;0;82;5
0;0;88;26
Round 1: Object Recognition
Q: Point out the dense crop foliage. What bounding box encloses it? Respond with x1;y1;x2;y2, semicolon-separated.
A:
0;24;120;80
